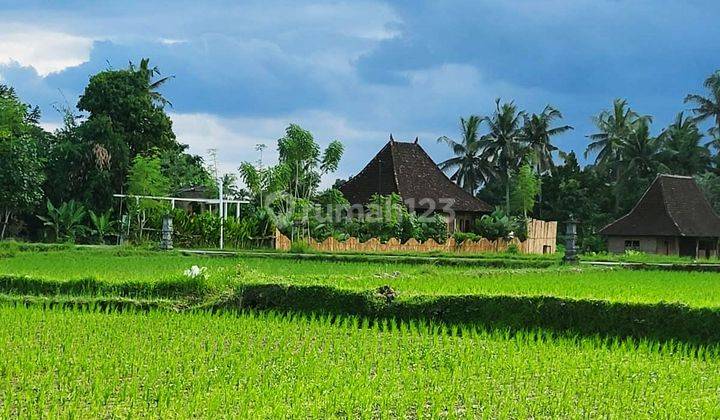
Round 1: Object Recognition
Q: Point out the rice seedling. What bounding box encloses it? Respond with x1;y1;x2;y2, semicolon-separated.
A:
4;249;720;307
1;304;719;418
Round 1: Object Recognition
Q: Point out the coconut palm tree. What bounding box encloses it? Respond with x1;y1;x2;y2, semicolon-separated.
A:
659;112;710;176
685;70;720;136
586;99;646;211
437;115;495;194
586;99;640;167
522;105;573;176
479;99;527;213
520;106;573;218
620;117;666;179
129;58;174;108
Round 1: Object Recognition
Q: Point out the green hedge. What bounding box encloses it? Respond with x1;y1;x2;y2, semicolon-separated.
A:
234;251;558;268
0;294;175;312
0;275;209;299
215;284;720;345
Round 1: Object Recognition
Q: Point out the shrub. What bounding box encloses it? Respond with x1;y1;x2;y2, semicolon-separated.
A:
453;231;481;243
475;208;515;241
290;239;312;254
37;200;88;242
171;209;272;249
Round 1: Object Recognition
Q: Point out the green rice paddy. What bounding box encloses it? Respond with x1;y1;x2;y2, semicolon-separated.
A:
3;248;720;307
2;245;720;416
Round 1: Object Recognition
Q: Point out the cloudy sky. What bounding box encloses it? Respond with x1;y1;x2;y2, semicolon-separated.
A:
1;0;719;185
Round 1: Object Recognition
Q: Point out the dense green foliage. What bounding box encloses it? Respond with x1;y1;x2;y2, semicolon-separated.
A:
1;60;219;242
4;64;720;253
77;59;177;158
439;70;720;251
0;86;46;239
305;193;449;243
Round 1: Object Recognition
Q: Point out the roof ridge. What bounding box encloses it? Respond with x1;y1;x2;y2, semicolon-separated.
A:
658;175;683;236
346;141;390;182
599;174;680;236
388;141;400;196
657;173;693;179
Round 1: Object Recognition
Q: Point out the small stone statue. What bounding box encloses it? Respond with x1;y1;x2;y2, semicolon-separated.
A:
160;215;173;250
564;216;578;263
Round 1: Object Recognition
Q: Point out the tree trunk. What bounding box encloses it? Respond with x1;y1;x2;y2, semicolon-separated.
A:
536;163;543;219
505;170;511;214
0;210;10;240
614;167;622;214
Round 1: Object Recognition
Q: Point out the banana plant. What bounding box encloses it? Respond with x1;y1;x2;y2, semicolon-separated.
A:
37;200;88;242
89;210;116;244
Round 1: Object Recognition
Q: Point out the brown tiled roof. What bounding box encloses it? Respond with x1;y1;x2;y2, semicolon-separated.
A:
600;174;720;237
339;139;492;213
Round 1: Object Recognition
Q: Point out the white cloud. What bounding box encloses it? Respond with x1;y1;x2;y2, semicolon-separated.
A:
0;24;93;76
159;38;186;45
39;121;62;133
170;111;386;188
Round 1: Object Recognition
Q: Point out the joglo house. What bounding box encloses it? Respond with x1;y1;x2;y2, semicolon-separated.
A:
600;174;720;258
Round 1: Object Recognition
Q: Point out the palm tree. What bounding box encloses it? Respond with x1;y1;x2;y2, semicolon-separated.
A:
479;99;527;213
586;99;645;211
586;99;640;167
685;70;720;136
437;115;495;194
659;112;710;176
521;106;573;218
620;118;666;179
522;105;573;176
129;58;174;108
706;131;720;151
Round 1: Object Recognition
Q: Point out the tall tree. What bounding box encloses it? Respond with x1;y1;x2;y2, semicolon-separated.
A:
437;115;495;194
129;58;175;108
0;85;47;239
659;112;710;176
510;163;541;218
685;70;720;135
620;117;666;179
521;105;572;218
276;124;344;201
586;99;640;168
586;99;645;212
44;110;129;212
479;99;527;213
77;59;178;159
522;105;573;175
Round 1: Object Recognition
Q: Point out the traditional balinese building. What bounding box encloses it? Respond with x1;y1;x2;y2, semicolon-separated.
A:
600;174;720;258
338;137;492;232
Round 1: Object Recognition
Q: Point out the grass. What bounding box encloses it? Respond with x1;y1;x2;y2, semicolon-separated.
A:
582;250;720;265
3;304;720;418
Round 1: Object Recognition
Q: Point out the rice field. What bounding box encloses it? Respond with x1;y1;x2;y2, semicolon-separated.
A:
4;248;720;307
3;246;720;416
2;304;720;418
